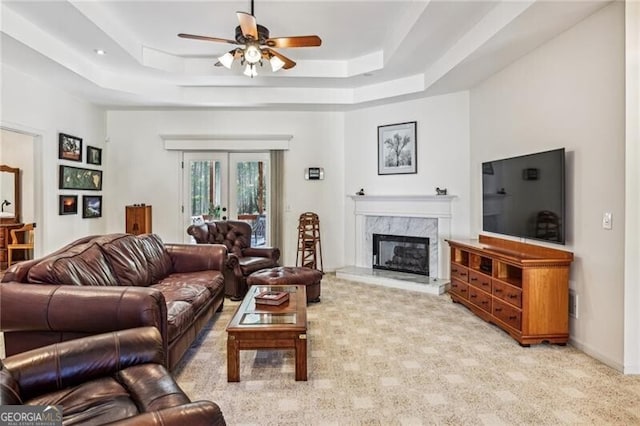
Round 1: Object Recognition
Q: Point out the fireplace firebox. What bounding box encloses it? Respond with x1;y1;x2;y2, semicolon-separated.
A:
372;234;429;276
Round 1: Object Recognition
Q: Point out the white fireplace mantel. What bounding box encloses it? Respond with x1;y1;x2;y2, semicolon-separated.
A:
348;194;455;218
348;194;456;280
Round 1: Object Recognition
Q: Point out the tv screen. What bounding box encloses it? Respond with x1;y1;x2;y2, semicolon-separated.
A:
482;148;565;244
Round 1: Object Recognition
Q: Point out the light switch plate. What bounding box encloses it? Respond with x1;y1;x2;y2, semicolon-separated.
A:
602;212;612;230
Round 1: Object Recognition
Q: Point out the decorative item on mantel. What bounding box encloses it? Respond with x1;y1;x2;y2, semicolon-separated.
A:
356;188;365;196
435;187;447;195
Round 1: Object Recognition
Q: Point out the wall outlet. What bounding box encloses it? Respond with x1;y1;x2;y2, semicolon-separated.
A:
569;289;578;319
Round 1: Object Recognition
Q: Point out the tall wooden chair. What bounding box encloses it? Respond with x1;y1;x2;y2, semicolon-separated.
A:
296;212;323;271
8;222;35;267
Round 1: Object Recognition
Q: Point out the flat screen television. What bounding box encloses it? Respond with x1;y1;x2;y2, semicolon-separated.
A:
482;148;565;244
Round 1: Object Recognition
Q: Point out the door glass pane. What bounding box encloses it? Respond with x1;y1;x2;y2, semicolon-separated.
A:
235;160;267;247
190;160;222;218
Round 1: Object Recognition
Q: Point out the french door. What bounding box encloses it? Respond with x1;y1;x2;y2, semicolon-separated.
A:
183;152;270;246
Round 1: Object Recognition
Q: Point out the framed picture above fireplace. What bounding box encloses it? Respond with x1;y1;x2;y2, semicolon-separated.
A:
378;121;417;175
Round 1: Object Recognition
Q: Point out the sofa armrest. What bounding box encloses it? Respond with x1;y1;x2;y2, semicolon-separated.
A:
109;401;226;426
1;327;165;401
0;284;168;359
225;254;242;277
165;243;227;273
242;246;280;262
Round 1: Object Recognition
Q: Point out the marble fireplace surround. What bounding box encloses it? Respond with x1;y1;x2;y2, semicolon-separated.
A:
348;194;455;280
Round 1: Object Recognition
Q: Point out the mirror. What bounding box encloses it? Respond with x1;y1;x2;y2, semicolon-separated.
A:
0;165;20;224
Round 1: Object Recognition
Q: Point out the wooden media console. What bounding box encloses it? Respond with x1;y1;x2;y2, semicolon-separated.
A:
446;235;574;346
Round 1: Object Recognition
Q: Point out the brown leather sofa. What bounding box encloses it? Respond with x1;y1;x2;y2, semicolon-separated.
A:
0;327;226;425
187;220;280;300
0;233;226;370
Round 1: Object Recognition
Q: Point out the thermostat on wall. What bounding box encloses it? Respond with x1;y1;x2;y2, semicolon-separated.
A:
305;167;324;180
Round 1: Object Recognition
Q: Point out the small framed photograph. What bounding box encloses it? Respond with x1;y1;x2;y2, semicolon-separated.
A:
59;133;82;162
378;121;417;175
59;195;78;215
82;195;102;219
86;146;102;165
59;165;102;191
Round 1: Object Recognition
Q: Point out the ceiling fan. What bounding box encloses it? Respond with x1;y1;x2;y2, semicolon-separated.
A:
178;0;322;77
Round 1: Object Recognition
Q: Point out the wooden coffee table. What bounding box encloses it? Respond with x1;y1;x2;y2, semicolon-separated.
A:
226;284;307;381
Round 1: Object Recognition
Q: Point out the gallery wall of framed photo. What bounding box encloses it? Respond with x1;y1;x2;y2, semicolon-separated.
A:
58;132;103;218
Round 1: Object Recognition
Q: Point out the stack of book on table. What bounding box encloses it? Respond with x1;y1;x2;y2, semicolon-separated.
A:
255;290;289;306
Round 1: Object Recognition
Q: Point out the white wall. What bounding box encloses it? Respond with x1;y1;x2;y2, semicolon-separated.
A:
105;110;345;270
624;0;640;374
470;3;625;369
0;65;106;255
0;129;35;223
343;92;471;267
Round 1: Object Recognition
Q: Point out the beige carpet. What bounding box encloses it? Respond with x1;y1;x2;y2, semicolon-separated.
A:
174;274;640;425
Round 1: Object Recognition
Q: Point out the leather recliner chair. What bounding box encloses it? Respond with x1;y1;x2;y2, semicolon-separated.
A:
187;220;280;300
0;327;226;425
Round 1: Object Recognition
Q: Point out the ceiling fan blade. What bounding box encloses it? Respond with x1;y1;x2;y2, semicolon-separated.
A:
266;48;296;69
265;35;322;48
178;33;238;45
236;12;258;40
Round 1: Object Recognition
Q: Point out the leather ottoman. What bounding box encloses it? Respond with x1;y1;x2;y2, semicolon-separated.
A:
247;266;322;303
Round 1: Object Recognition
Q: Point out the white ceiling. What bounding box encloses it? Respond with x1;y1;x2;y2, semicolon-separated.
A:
0;0;611;109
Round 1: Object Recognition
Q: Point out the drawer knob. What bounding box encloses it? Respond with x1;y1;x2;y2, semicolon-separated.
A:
509;315;517;320
470;277;477;281
470;294;477;298
508;294;518;299
495;308;502;312
495;289;503;293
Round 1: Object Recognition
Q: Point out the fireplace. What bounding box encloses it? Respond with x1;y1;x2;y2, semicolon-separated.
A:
337;194;454;295
372;234;429;276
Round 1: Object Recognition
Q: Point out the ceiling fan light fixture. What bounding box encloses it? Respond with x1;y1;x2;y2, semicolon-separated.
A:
218;52;235;69
178;0;320;78
270;55;285;72
243;63;258;78
244;44;261;64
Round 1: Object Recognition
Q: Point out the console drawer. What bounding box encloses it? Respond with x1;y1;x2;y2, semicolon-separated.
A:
468;270;491;292
451;264;469;282
468;287;491;313
449;278;469;299
492;280;522;308
493;299;522;330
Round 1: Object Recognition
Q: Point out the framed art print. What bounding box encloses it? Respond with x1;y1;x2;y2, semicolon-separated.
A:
82;195;102;218
59;165;102;190
86;145;102;165
59;133;82;162
378;121;417;175
59;195;78;215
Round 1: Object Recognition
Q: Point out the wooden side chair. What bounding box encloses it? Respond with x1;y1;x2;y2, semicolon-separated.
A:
8;222;35;267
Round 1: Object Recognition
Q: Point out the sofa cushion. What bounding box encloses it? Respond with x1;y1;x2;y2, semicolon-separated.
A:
27;377;138;425
239;256;280;275
96;234;152;286
136;234;173;283
152;271;222;314
151;271;223;341
164;300;194;343
27;243;118;287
